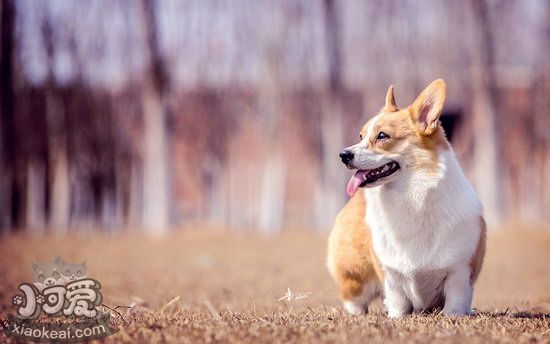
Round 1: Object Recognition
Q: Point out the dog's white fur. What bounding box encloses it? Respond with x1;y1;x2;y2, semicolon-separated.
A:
362;148;482;316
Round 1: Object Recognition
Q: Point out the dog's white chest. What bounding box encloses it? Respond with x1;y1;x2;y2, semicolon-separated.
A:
367;200;463;272
364;149;482;296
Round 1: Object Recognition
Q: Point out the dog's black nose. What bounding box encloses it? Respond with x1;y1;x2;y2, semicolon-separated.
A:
339;149;354;165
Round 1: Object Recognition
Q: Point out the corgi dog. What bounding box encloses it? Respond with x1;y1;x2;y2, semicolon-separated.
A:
327;79;486;318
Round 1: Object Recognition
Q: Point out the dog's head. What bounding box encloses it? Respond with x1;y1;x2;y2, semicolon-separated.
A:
341;79;449;196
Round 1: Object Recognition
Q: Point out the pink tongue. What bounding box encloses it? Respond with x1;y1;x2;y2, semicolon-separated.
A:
346;170;369;197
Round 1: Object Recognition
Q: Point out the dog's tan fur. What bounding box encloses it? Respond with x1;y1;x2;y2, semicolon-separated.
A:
327;189;383;300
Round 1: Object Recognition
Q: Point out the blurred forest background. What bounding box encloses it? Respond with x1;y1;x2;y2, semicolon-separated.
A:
0;0;548;234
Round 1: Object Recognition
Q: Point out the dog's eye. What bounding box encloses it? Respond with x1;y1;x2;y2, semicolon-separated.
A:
376;132;390;141
359;134;363;140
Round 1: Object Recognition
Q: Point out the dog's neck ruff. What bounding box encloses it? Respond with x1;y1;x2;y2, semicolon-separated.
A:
364;147;482;238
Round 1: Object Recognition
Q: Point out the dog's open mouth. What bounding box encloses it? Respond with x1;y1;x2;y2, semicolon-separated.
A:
346;161;400;196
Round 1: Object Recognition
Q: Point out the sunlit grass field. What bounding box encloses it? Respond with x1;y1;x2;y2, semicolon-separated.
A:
1;224;549;343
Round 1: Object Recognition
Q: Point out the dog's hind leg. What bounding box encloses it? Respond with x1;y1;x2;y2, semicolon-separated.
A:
327;190;383;315
341;278;381;315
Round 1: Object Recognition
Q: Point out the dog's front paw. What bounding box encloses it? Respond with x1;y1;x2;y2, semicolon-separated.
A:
343;300;367;315
442;306;470;316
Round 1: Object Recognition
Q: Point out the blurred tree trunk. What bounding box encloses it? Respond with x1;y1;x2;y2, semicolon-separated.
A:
324;0;343;94
257;78;286;234
529;1;550;222
42;15;70;232
0;0;24;230
127;159;143;226
468;0;500;226
46;91;70;232
140;0;169;232
258;155;286;233
539;2;550;221
26;160;46;232
317;0;346;228
255;6;289;234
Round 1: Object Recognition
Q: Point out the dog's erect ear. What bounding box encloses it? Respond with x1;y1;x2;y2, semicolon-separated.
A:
383;85;398;112
411;79;446;135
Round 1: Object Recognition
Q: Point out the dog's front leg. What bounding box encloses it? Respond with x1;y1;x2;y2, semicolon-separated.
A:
383;273;412;318
442;266;473;316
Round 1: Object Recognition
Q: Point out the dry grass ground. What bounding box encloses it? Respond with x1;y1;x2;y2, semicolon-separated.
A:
0;224;549;343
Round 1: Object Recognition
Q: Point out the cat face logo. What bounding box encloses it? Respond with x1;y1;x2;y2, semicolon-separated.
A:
12;257;101;319
31;260;61;291
31;257;88;291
